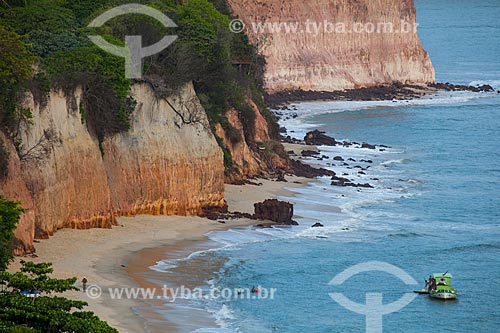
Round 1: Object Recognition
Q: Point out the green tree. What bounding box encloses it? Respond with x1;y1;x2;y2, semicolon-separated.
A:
0;25;33;138
0;261;118;332
0;197;117;332
0;196;24;271
0;26;32;84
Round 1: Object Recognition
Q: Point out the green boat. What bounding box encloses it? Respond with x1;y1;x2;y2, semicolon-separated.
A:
429;273;458;300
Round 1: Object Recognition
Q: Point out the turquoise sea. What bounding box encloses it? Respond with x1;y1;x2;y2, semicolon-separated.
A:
150;1;500;332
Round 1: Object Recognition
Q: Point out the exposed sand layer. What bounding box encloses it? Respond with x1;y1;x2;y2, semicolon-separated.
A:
10;175;309;332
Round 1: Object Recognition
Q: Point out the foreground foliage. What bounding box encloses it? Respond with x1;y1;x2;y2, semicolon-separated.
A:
0;197;117;332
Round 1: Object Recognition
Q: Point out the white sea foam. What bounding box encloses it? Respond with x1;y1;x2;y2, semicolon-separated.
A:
469;80;500;90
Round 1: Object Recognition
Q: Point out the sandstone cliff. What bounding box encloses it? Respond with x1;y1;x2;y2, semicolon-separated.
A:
214;98;288;183
228;0;435;92
0;83;225;253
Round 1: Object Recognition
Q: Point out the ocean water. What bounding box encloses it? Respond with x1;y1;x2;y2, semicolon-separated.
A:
151;1;500;332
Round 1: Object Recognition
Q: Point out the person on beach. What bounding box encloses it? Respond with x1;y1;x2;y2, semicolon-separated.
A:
82;277;88;292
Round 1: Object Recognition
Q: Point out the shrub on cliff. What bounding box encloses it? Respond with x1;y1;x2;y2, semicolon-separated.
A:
44;42;134;143
0;25;33;139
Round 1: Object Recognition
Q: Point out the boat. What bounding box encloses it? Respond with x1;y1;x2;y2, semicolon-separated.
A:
429;273;458;300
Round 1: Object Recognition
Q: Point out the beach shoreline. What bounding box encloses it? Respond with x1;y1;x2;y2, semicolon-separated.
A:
10;175;311;333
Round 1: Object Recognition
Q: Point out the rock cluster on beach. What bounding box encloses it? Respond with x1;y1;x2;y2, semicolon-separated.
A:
254;199;298;225
202;199;298;226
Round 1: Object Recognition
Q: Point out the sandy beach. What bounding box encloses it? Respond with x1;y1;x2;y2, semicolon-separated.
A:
10;175;310;332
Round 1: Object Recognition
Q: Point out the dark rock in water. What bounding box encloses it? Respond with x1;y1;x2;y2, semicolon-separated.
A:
312;223;324;228
342;163;349;166
342;173;349;176
343;141;352;147
331;176;374;188
254;199;298;225
322;155;329;159
358;171;366;175
348;158;356;162
290;159;335;178
279;127;287;134
497;90;500;94
354;165;363;169
287;150;296;156
301;149;320;157
430;82;494;93
360;159;373;163
361;142;376;149
333;156;344;161
304;130;339;146
379;149;386;152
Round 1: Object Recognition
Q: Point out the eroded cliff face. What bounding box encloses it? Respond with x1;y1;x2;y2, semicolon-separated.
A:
0;132;35;255
228;0;435;92
103;84;225;217
0;83;224;253
18;89;113;237
214;97;288;183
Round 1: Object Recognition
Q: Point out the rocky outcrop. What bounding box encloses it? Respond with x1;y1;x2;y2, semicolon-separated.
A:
253;199;297;225
228;0;435;92
305;130;339;146
1;83;225;253
289;159;335;179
